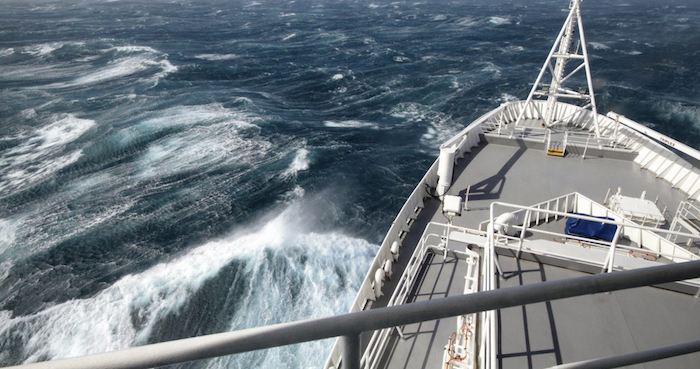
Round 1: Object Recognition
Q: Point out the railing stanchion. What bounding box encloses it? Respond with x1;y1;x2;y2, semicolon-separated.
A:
518;210;531;259
607;225;623;273
342;334;361;369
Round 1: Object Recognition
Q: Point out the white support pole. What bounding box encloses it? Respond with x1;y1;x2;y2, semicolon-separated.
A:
575;3;600;137
605;225;623;273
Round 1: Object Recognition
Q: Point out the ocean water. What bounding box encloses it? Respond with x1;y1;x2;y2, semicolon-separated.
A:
0;0;698;367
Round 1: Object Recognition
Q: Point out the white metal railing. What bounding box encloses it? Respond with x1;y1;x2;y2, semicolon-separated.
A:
478;192;577;231
668;200;700;247
484;200;700;275
360;222;486;369
481;101;641;154
479;192;699;262
605;111;700;202
325;112;490;369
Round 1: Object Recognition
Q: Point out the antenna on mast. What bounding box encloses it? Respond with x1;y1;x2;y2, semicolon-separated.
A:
514;0;600;137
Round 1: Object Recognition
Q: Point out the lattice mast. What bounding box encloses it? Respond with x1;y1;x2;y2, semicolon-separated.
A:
515;0;600;137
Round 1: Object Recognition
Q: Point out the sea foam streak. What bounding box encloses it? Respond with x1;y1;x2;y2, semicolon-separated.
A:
195;54;239;61
324;120;378;129
0;201;375;366
0;114;95;194
132;103;268;179
6;43;177;89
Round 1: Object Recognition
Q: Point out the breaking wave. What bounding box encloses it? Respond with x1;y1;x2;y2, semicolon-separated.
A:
1;42;177;89
0;114;95;195
0;201;376;366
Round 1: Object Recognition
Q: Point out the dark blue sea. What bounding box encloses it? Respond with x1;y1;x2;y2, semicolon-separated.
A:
0;0;698;367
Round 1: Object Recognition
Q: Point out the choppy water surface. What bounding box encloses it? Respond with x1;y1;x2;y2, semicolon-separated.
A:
0;0;699;367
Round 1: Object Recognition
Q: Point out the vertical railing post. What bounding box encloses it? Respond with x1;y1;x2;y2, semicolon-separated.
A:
517;210;531;259
606;225;623;273
342;333;361;369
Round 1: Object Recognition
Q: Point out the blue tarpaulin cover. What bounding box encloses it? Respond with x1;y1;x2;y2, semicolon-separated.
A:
565;213;617;242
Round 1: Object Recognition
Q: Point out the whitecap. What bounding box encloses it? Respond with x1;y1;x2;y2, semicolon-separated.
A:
195;53;239;61
23;42;69;57
488;16;511;26
282;33;297;41
656;101;700;128
500;93;519;103
0;114;95;194
457;17;478;27
281;149;310;178
323;120;378;129
124;103;268;180
331;74;344;81
0;217;22;256
479;62;502;78
589;42;610;50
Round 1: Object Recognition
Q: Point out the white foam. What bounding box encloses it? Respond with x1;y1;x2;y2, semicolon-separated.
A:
0;200;375;365
56;55;175;88
282;33;297;41
113;45;160;54
457;17;478;27
0;114;95;194
195;53;240;61
480;62;502;78
23;42;66;57
393;56;411;63
657;101;700;128
0;217;21;256
433;14;447;21
323;120;378;129
500;93;519;103
133;104;268;179
331;74;344;81
391;102;459;147
18;45;178;89
0;48;14;57
488;16;511;26
281;149;310;178
589;42;610;50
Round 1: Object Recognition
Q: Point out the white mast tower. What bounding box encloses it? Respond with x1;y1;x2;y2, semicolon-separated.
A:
514;0;600;137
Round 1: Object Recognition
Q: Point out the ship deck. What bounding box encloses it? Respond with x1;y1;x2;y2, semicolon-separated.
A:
367;136;700;369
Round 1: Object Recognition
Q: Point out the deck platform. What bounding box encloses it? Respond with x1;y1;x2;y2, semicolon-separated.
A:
376;251;700;369
369;138;700;369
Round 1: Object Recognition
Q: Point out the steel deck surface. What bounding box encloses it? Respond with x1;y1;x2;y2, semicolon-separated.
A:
370;138;700;369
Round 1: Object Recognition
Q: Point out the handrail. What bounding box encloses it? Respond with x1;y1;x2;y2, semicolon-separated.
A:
607;112;700;163
480;194;700;261
478;192;577;231
361;221;480;369
5;261;700;369
549;339;700;369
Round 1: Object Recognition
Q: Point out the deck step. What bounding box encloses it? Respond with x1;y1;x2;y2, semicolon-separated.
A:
547;148;565;157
